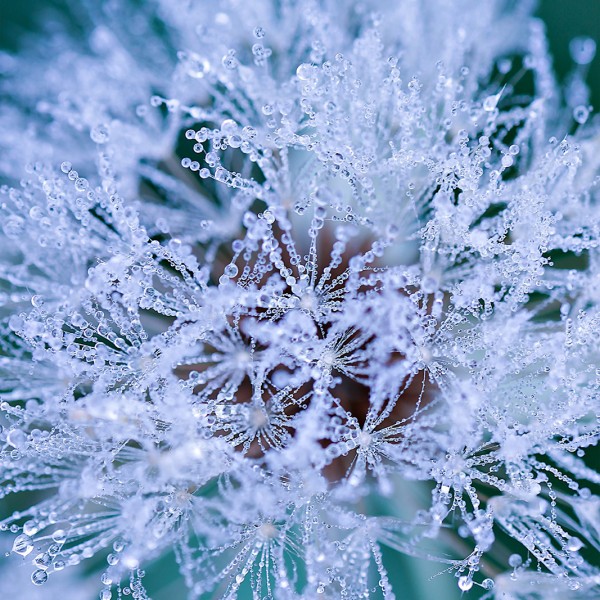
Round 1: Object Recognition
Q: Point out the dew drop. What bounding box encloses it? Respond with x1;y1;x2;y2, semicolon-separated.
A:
481;578;494;590
567;537;583;552
508;554;522;567
12;534;33;556
296;63;315;81
224;264;238;278
7;429;28;449
573;105;589;124
90;124;109;144
54;560;65;571
222;50;239;70
52;529;67;543
570;36;596;65
23;522;38;536
483;92;501;112
34;552;52;570
458;576;473;591
31;569;48;586
31;295;44;308
3;216;25;239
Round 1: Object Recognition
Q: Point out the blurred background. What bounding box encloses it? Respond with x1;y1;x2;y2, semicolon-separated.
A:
0;1;598;599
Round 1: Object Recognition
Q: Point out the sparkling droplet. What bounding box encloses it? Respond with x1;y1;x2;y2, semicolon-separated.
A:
567;537;583;552
34;552;52;570
296;63;315;81
31;295;44;308
31;570;48;586
483;92;501;112
7;429;28;449
481;578;494;590
224;264;238;278
52;529;67;543
23;521;38;536
458;576;473;591
12;534;33;556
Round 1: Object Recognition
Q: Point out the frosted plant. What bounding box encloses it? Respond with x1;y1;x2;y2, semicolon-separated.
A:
1;1;600;599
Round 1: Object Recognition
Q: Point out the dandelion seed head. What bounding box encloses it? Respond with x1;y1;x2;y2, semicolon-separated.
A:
0;1;599;598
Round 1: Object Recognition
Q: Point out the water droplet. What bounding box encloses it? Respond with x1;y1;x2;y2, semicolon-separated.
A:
508;553;522;567
90;124;109;144
31;295;44;308
34;552;52;570
7;429;28;449
31;569;48;585
570;37;596;65
573;105;589;124
23;522;39;536
222;50;239;70
12;534;33;556
52;529;67;543
567;537;583;552
224;264;238;278
296;63;315;81
221;119;237;134
458;576;473;591
501;155;513;168
481;578;494;590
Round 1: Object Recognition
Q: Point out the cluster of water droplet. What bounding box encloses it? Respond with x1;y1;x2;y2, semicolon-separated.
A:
1;1;600;599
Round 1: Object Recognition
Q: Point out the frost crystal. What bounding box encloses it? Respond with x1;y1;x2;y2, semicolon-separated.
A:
1;1;600;599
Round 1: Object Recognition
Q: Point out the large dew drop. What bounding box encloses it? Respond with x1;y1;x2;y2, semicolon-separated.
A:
12;534;33;556
31;569;48;586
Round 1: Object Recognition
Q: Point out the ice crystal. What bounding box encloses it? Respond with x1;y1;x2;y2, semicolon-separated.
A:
1;1;600;598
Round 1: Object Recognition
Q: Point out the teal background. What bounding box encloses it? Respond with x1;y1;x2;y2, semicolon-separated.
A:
0;1;598;599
